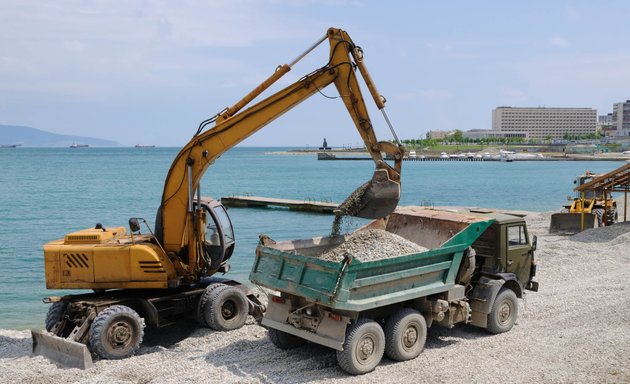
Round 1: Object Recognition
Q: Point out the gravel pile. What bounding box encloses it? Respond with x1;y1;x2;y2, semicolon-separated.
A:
1;211;629;383
318;229;427;262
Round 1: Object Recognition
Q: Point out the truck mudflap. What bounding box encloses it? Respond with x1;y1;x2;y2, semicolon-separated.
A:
31;329;94;369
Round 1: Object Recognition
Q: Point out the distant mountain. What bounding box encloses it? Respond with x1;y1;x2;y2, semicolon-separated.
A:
0;125;120;147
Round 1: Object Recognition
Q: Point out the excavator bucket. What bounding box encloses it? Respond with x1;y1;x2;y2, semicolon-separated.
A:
549;212;596;235
335;168;401;219
31;329;94;369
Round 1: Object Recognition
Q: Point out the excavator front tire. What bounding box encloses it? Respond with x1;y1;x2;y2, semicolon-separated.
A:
89;305;145;359
202;285;249;331
197;283;228;327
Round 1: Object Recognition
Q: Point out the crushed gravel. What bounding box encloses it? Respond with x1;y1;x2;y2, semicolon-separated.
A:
1;211;629;383
318;229;427;262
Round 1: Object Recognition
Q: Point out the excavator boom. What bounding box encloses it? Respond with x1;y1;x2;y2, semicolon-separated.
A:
158;27;404;265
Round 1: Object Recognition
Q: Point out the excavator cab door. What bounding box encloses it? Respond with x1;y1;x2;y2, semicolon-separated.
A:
198;198;235;269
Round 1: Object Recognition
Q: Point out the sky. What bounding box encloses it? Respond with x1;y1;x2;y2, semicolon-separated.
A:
1;0;630;147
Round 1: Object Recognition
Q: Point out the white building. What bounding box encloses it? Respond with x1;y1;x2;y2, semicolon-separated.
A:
463;129;528;140
492;107;597;139
612;100;630;136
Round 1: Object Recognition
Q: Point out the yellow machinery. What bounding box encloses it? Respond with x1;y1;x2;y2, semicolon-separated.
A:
32;27;405;368
550;172;617;234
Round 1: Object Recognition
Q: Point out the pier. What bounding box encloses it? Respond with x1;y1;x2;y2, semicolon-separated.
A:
221;196;338;214
318;153;488;161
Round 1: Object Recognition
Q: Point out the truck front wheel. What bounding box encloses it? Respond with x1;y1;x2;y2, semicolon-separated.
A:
487;288;518;334
89;305;145;359
268;328;307;349
337;318;385;375
384;308;427;361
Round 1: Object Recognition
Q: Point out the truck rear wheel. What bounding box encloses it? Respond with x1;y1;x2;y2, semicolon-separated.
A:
487;288;518;334
268;328;307;349
337;318;385;375
203;285;249;331
384;308;427;361
89;305;144;359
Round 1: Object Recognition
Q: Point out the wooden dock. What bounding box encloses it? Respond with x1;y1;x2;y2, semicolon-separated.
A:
221;196;338;214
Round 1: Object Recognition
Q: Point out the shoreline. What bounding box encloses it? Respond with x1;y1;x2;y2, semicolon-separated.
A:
266;149;630;162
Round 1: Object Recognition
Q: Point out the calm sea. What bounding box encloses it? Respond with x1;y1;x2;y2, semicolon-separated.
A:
0;147;624;329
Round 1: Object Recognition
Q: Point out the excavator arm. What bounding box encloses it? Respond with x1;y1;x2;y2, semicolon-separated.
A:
157;27;404;275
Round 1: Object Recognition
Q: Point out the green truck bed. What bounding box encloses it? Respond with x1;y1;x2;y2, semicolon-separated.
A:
250;207;494;312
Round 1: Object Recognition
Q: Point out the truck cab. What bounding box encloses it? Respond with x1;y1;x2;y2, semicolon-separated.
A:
471;212;538;293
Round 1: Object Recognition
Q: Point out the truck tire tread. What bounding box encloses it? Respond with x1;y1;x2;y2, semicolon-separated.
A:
486;288;518;334
336;318;385;375
384;308;427;361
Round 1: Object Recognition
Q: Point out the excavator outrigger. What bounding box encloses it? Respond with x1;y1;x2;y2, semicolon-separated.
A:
32;27;405;368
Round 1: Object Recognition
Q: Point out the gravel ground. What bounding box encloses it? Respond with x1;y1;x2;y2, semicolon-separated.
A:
318;229;427;262
1;211;629;383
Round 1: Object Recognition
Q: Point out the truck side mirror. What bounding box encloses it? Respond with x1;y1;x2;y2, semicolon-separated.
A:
531;235;537;251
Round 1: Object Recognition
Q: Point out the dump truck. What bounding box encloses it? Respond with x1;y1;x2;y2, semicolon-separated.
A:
550;172;618;234
250;207;538;375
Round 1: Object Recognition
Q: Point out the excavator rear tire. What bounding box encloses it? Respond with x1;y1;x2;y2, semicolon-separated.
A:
89;305;144;359
45;301;67;332
204;285;249;331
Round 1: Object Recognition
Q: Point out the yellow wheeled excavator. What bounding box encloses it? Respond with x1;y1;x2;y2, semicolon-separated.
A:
32;27;405;368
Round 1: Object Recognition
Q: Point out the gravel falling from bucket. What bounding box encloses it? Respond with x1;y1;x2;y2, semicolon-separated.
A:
332;182;371;236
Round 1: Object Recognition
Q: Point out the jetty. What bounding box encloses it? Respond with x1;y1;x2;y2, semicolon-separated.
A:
221;196;337;214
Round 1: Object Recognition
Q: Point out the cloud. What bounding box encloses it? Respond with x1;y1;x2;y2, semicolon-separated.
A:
550;35;569;47
419;89;453;101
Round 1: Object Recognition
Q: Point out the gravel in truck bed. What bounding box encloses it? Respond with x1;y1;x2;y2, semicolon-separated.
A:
318;229;427;262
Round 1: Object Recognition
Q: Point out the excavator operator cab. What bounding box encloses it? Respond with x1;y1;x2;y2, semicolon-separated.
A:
197;198;235;271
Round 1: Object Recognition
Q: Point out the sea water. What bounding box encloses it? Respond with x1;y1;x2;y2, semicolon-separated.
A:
0;147;623;329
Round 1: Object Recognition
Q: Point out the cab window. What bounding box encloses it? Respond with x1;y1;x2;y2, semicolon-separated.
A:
507;225;528;247
213;206;234;242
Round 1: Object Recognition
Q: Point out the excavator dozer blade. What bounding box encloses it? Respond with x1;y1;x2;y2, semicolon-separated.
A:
549;212;595;235
335;168;401;219
31;329;94;369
